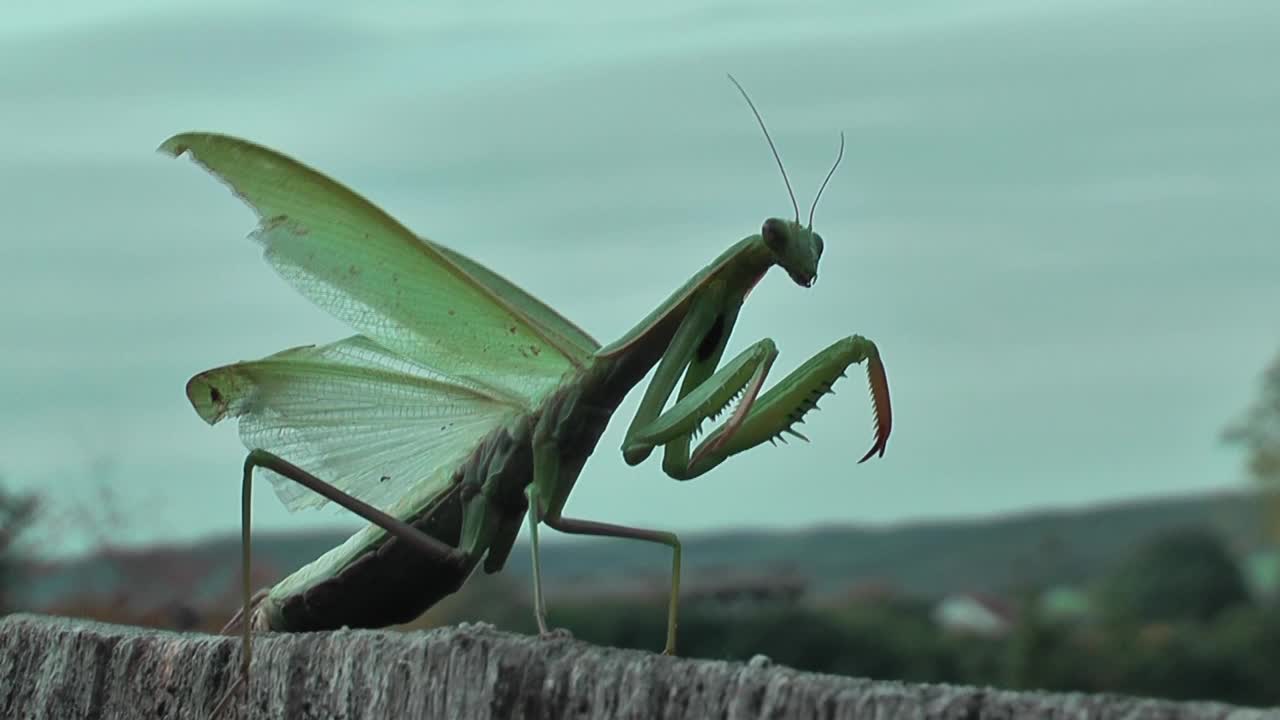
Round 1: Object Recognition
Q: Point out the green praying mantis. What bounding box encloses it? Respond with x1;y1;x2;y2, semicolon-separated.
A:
165;77;892;712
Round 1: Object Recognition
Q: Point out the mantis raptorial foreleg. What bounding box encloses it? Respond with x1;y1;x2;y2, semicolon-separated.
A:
621;284;730;466
212;450;473;718
622;290;891;481
640;337;779;477
685;334;890;473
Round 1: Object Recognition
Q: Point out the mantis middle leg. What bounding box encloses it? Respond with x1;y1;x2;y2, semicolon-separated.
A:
526;427;683;654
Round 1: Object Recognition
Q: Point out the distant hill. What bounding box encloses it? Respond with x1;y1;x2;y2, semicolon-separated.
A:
17;488;1270;614
495;488;1269;598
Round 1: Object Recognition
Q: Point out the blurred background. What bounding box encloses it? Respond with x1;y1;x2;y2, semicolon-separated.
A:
2;0;1278;707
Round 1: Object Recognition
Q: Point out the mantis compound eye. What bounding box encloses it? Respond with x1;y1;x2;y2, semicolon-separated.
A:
813;233;824;258
762;218;787;251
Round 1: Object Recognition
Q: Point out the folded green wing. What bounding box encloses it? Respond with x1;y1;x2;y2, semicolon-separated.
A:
162;132;586;407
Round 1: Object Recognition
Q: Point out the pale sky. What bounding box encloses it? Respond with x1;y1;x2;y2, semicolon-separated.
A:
2;0;1278;555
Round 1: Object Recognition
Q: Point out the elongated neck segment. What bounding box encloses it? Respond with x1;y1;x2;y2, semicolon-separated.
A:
537;234;775;515
718;235;776;297
598;235;773;361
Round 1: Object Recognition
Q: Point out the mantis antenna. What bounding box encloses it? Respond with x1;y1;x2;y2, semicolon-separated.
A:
808;131;845;230
727;73;800;223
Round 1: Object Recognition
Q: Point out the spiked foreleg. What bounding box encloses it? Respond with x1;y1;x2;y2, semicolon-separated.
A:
621;282;729;465
663;335;892;480
627;338;776;450
655;339;777;479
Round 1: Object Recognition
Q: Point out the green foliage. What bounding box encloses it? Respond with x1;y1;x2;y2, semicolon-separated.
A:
523;593;1280;707
1198;605;1280;706
1089;605;1280;706
0;482;39;615
1002;595;1095;692
418;524;1276;706
827;600;957;681
61;490;1260;618
543;599;960;681
487;492;1267;600
1096;526;1252;624
1225;349;1280;540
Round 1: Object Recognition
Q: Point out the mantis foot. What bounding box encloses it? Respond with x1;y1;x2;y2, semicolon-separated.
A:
538;626;575;642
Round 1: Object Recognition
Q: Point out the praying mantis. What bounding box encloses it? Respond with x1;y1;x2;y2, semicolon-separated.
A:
165;78;891;713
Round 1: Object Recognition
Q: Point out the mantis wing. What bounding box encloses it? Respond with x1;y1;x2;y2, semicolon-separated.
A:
188;335;521;513
161;132;590;407
430;241;600;357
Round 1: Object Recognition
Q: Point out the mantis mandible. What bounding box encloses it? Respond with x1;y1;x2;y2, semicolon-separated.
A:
165;77;891;714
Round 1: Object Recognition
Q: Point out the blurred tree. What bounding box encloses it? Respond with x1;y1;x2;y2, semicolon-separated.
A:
0;480;39;615
1224;350;1280;541
1097;527;1251;625
1195;605;1280;707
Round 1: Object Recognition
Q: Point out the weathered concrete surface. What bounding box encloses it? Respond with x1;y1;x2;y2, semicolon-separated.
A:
1;613;1275;720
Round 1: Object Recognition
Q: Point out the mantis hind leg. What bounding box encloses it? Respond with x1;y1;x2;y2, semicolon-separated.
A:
211;449;471;719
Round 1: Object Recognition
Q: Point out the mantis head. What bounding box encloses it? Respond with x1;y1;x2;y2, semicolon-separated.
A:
729;74;844;291
763;218;823;287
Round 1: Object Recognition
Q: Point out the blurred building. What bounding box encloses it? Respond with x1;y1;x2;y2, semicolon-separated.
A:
933;593;1016;636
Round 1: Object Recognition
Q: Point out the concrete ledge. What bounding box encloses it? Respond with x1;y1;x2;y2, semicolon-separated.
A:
1;613;1275;719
